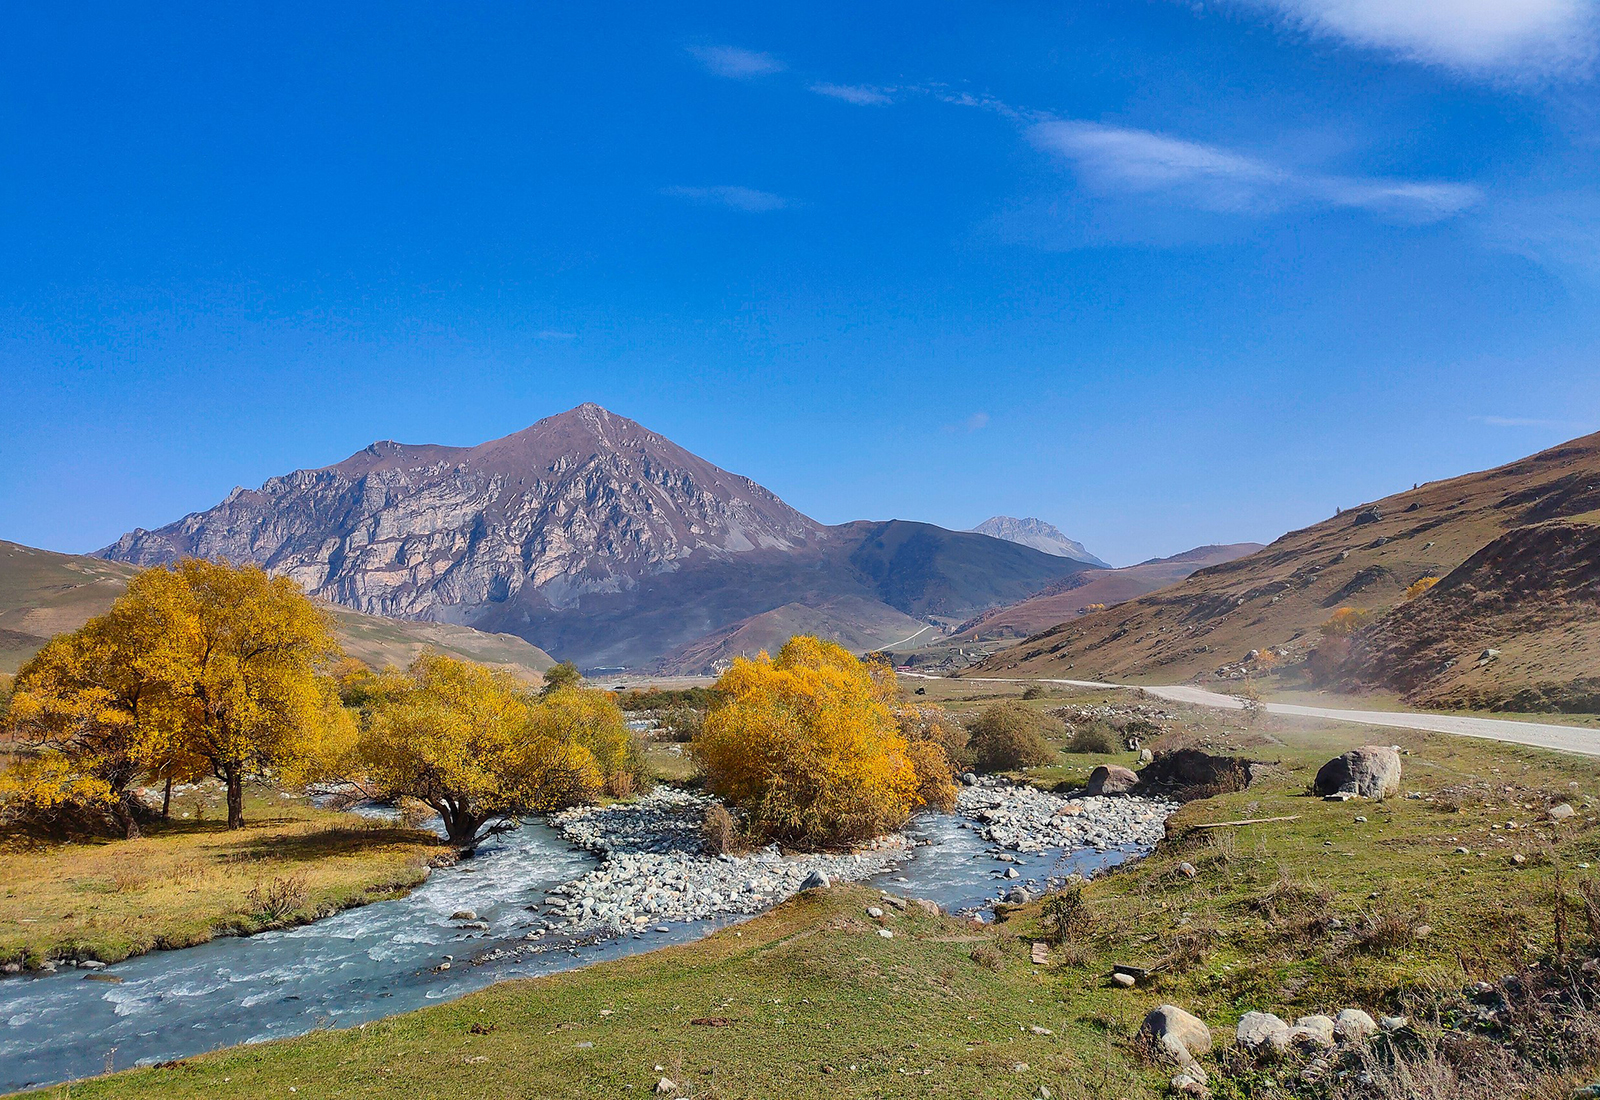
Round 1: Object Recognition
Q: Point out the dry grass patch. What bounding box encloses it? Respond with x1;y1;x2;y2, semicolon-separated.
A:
0;786;438;968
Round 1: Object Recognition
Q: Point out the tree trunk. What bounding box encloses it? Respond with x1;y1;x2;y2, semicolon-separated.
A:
226;770;245;830
161;776;173;821
114;796;142;840
443;808;484;851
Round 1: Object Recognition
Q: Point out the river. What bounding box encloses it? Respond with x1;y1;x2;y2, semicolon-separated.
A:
0;810;1142;1093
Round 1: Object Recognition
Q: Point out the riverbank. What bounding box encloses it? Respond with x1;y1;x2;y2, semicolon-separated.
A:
0;787;440;972
42;700;1600;1099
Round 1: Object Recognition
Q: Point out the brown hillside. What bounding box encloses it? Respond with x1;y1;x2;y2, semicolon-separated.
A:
971;432;1600;690
0;540;554;680
1340;517;1600;712
952;543;1262;642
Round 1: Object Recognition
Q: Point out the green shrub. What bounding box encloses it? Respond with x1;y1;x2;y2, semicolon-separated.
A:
967;703;1059;772
1064;719;1118;754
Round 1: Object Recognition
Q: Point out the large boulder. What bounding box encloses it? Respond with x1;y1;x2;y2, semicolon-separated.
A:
1314;746;1401;799
1139;1004;1212;1067
1086;764;1139;796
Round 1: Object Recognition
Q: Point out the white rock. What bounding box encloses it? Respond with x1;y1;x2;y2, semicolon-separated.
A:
1235;1011;1289;1054
1334;1009;1377;1043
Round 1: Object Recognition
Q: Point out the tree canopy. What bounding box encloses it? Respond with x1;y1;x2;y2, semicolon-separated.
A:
357;653;634;849
5;560;344;832
693;636;955;849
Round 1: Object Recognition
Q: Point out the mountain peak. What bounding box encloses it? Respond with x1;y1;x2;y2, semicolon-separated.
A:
973;516;1109;567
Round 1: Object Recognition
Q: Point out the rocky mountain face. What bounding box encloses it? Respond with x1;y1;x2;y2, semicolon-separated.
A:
972;431;1600;711
102;405;1087;669
972;517;1108;566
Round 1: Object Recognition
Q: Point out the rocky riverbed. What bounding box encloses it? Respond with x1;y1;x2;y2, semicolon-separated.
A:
513;780;1178;943
957;776;1177;852
527;789;915;939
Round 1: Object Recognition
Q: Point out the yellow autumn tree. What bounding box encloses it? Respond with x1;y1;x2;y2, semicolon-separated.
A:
693;636;953;849
117;559;342;829
4;598;203;835
357;654;623;849
3;559;343;833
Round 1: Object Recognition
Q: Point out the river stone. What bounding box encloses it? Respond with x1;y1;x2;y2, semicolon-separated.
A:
1140;1004;1212;1065
1086;764;1139;797
799;870;831;891
910;897;940;917
1314;746;1401;799
1235;1011;1290;1055
450;909;477;921
1334;1008;1377;1042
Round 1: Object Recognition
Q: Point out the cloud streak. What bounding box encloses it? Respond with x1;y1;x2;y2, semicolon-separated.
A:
662;185;789;212
809;82;894;106
1234;0;1598;79
1027;120;1481;223
686;45;786;79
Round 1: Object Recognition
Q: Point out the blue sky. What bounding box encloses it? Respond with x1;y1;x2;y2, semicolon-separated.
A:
3;1;1599;566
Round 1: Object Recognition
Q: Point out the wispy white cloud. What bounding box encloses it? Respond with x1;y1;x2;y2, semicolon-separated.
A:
809;82;894;106
662;185;789;212
1473;414;1594;430
1482;190;1600;283
1233;0;1598;79
943;411;991;434
535;330;576;340
1026;119;1481;224
686;45;785;79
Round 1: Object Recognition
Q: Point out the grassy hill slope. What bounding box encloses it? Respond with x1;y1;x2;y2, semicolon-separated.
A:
0;540;554;679
971;432;1600;708
952;543;1263;642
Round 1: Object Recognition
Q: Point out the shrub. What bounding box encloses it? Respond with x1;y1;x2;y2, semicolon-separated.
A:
1041;883;1092;945
692;636;948;849
1405;576;1441;600
659;705;703;743
1021;685;1046;701
898;704;971;772
247;874;310;921
1064;719;1118;754
701;801;739;856
970;942;1004;971
968;703;1060;772
1320;607;1375;637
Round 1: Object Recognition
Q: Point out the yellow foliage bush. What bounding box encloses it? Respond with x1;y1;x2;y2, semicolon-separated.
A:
1405;576;1441;600
1320;607;1375;638
693;636;952;849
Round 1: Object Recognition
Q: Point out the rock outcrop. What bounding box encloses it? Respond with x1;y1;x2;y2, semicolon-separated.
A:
100;404;1088;669
1314;746;1402;799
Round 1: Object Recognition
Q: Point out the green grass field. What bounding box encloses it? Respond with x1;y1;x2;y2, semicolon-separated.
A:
35;693;1600;1099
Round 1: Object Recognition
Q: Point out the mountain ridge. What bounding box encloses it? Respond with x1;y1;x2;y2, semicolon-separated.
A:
971;516;1108;566
969;431;1600;711
100;405;1090;670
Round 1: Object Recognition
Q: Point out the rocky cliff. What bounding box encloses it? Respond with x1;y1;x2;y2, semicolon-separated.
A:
103;405;1087;669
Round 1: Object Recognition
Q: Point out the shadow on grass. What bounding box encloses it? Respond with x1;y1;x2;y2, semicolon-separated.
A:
217;825;442;865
